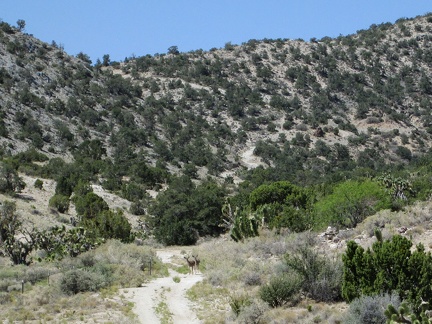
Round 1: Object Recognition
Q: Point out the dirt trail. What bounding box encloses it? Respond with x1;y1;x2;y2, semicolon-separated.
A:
121;249;203;324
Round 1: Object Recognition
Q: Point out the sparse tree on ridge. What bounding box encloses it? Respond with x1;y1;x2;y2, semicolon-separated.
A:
16;19;25;31
167;45;179;55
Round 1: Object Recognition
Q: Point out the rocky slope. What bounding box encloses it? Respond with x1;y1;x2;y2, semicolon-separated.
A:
0;15;431;183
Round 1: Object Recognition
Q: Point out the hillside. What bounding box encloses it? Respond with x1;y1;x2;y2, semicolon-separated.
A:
0;15;432;180
2;12;432;323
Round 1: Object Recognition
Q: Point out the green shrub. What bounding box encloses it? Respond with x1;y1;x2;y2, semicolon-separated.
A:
49;194;70;213
395;146;412;161
34;179;43;190
342;232;432;314
81;210;132;243
60;269;106;295
259;272;303;308
248;181;314;232
130;200;146;215
313;179;391;228
0;162;25;193
75;192;109;219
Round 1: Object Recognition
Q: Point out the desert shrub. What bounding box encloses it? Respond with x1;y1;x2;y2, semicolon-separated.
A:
0;278;17;292
0;291;12;304
79;251;97;267
344;293;401;324
243;271;261;286
78;240;163;283
259;271;303;308
0;161;25;193
308;259;343;302
395;146;412;161
23;265;53;284
285;239;343;302
34;179;43;190
207;269;228;287
173;276;180;283
235;298;269;324
49;194;70;213
130;200;146;215
60;269;106;295
230;293;252;316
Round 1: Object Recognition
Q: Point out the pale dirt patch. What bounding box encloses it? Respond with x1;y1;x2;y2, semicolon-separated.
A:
239;144;265;169
121;249;203;324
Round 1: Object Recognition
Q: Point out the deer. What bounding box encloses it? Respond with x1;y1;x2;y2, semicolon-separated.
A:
192;255;200;274
184;255;196;275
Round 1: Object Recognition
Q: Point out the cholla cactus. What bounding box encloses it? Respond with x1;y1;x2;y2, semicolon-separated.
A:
385;301;432;324
376;172;413;200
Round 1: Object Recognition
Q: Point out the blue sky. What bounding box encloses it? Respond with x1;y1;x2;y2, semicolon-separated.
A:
1;1;431;63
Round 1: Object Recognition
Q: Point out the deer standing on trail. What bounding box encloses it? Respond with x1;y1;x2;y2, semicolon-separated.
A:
184;255;196;275
192;255;200;274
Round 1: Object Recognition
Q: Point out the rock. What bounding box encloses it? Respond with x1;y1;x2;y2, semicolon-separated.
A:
398;227;408;234
324;226;339;240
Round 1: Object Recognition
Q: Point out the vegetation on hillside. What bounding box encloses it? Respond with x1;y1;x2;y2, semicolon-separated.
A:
1;13;432;322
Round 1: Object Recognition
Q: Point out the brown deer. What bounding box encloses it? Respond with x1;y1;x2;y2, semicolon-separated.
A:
192;255;200;274
184;255;196;275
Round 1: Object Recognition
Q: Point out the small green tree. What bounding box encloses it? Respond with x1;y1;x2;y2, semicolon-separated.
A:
102;54;110;66
149;176;225;245
34;179;43;190
0;161;25;194
167;45;179;55
90;210;132;243
249;181;313;231
49;194;70;213
313;179;391;228
75;192;109;219
16;19;25;31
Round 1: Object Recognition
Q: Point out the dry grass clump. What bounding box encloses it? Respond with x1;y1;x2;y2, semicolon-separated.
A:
187;281;230;323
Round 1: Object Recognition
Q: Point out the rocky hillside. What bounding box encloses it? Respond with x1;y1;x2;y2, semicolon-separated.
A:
3;14;432;323
0;14;432;182
0;14;432;239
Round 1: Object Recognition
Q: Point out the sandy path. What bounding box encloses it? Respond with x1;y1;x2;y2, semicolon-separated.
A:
121;249;203;324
